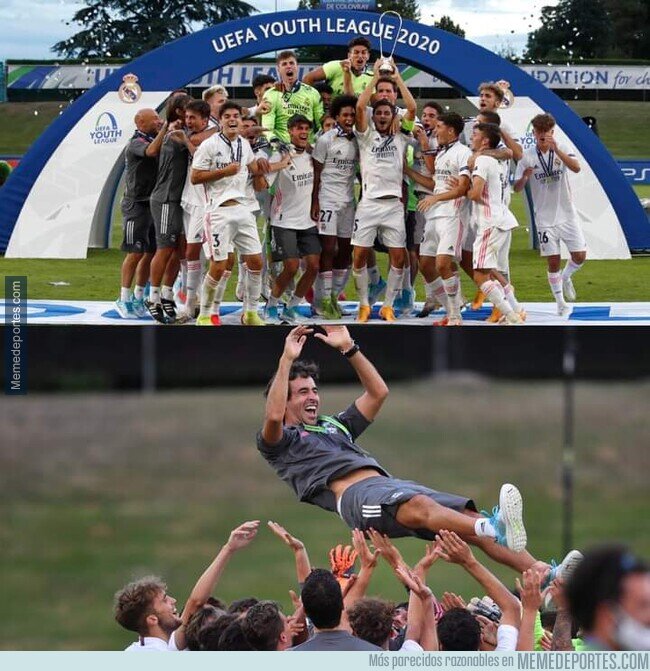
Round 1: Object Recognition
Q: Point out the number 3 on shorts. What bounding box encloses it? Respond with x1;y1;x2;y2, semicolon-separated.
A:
212;233;220;249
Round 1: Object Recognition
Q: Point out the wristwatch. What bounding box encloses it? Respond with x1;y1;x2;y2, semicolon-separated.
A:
341;342;360;358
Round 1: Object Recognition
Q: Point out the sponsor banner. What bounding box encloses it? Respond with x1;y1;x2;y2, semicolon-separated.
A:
8;62;650;91
619;160;650;185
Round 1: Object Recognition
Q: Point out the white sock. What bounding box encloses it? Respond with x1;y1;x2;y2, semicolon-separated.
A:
384;266;403;308
443;275;461;317
353;266;369;306
120;287;131;302
368;265;381;285
481;280;513;316
547;271;566;306
180;259;187;290
134;285;145;301
161;285;174;301
186;260;202;309
562;259;583;280
474;517;497;539
504;284;522;312
320;271;333;297
212;270;231;314
402;267;412;291
199;275;218;317
150;286;161;304
245;269;262;312
333;268;348;297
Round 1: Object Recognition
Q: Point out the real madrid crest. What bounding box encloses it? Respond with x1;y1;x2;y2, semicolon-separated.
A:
118;74;142;104
496;80;515;109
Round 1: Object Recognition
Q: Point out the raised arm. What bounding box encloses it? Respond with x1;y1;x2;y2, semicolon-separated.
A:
262;325;313;444
393;65;416;122
549;137;580;173
314;325;389;422
145;120;169;157
355;63;380;133
395;565;439;651
268;520;312;584
499;128;522;161
176;520;260;649
437;530;520;628
343;528;380;608
303;66;326;87
516;568;545;651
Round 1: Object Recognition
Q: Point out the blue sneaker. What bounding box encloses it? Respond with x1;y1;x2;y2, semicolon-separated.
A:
400;288;415;315
281;306;302;324
368;278;387;305
131;297;147;318
393;291;404;312
115;299;135;319
542;549;584;590
264;303;281;324
482;484;527;553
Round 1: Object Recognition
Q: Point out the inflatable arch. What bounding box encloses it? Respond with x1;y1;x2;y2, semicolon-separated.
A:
1;10;647;259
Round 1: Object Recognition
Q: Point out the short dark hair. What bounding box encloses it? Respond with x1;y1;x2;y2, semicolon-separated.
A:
198;613;238;650
185;605;224;651
478;110;501;126
566;545;647;632
242;601;285;650
348;36;371;51
437;608;481;651
437;112;465;138
186;99;211;119
376;76;398;94
348;598;394;647
474;122;501;149
423;101;444;115
219;101;243;119
301;569;344;629
253;74;276;90
288;114;313;130
314;82;333;96
228;596;259;614
276;50;297;64
264;360;319;398
113;576;166;635
219;620;256;650
372;99;396;116
331;95;358;120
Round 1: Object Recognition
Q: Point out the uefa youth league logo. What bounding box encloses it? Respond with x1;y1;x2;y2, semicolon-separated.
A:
89;112;123;145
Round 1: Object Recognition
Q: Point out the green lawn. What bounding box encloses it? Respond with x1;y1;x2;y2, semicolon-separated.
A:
1;381;648;649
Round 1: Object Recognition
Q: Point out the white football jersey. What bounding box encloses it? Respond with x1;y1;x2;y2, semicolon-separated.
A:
312;127;359;205
432;141;472;218
515;143;578;228
192;133;254;209
355;124;409;199
267;149;314;230
472;155;516;232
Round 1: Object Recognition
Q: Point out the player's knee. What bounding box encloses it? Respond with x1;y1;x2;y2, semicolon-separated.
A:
283;259;300;275
572;251;586;265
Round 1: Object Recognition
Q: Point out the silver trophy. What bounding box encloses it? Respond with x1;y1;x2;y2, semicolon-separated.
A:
378;11;403;74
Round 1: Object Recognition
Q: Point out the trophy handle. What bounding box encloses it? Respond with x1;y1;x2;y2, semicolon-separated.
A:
378;11;403;74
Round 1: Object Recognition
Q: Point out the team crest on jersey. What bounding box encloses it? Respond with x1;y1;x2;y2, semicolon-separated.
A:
118;74;142;104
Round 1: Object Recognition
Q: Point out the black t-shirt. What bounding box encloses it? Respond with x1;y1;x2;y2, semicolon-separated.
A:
123;132;158;201
257;403;390;512
150;133;189;203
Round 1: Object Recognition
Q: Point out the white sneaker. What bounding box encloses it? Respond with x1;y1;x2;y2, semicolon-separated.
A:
563;277;577;302
498;483;527;552
557;303;572;318
543;549;584;607
501;311;524;325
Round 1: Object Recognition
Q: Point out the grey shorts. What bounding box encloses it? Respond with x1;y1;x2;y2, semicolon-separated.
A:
271;226;321;261
150;199;184;249
120;199;156;254
337;476;475;540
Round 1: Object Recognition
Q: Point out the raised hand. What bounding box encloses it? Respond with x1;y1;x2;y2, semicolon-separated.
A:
516;568;545;612
329;543;358;578
476;614;498;648
440;591;467;612
367;528;404;569
268;520;305;552
313;325;354;352
436;529;474;566
352;528;380;570
283;325;313;361
226;520;260;551
395;565;433;601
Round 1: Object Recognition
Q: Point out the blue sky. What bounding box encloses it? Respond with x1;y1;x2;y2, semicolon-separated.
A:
0;0;556;61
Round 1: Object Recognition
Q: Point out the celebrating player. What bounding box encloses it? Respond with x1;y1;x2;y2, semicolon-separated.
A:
514;113;586;317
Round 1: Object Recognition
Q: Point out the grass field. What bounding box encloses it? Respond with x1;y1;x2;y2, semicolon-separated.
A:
1;100;649;303
1;380;648;649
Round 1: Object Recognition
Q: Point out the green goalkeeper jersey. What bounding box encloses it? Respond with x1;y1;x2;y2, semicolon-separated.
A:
262;82;324;144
